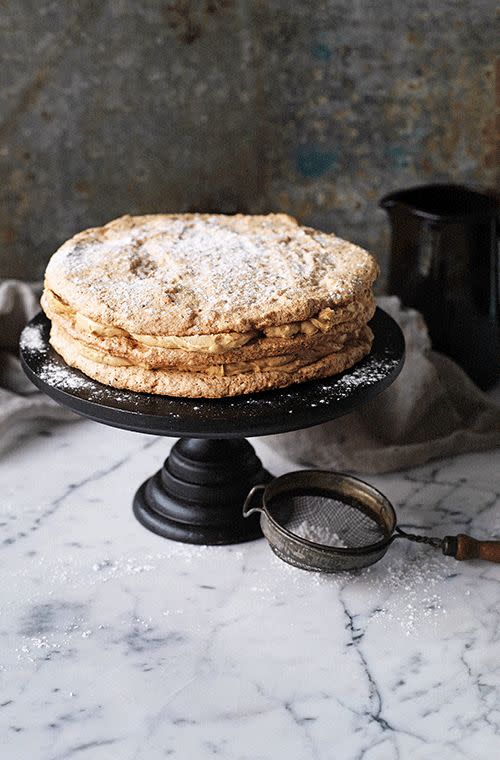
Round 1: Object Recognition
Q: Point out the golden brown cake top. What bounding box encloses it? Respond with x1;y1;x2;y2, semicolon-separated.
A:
44;213;378;336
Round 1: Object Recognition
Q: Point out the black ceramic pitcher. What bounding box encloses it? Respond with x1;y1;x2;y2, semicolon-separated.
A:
380;184;499;389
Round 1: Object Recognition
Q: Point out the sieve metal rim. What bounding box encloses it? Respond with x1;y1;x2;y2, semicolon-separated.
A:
243;470;397;557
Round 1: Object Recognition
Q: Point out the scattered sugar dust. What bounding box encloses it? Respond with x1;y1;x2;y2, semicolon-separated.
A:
38;359;94;392
251;542;455;638
7;545;226;667
19;323;47;353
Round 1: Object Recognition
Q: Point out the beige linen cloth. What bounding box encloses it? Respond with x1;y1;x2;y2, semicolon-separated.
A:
1;280;499;471
0;280;74;455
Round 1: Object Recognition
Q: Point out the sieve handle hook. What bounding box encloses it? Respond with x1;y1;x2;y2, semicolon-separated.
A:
243;484;266;518
395;527;443;549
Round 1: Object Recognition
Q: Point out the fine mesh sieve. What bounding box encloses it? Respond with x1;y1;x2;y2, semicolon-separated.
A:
243;471;500;573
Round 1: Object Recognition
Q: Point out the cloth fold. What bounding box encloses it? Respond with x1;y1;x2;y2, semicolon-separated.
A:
0;280;75;455
1;281;499;471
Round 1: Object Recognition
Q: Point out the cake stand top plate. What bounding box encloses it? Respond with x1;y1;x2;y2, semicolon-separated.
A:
20;308;404;439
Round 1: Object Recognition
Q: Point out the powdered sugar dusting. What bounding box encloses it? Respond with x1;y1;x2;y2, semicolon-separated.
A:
336;352;400;391
20;323;47;353
294;520;347;547
33;351;180;417
46;213;376;334
290;351;402;408
39;359;94;392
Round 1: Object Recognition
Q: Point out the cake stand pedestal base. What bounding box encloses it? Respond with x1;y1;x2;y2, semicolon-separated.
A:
133;437;272;544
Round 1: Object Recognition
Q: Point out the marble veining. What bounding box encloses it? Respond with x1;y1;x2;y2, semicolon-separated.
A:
1;420;499;759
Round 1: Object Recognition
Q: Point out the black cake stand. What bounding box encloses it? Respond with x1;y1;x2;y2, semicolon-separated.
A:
20;308;404;545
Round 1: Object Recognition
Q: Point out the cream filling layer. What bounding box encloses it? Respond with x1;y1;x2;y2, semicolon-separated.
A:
42;288;366;355
76;340;328;377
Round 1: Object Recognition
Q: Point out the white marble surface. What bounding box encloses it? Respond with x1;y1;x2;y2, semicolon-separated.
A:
1;419;500;760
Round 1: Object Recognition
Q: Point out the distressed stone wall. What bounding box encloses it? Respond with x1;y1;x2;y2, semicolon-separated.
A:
0;0;497;283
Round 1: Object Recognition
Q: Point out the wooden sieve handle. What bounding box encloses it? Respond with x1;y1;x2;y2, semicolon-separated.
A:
443;534;500;563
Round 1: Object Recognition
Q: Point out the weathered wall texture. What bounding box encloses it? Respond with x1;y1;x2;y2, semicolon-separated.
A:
0;0;497;283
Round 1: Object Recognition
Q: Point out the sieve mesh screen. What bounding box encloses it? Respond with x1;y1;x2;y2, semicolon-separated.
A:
268;490;387;548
